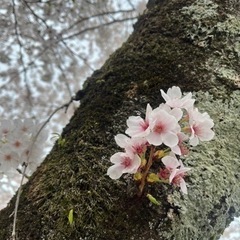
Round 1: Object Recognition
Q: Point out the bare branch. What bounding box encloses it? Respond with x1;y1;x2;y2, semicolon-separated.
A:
11;0;32;106
61;17;137;41
61;9;136;35
21;0;49;29
61;39;95;71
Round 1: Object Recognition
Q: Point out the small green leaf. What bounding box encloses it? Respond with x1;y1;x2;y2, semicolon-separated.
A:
68;209;74;225
50;132;60;140
147;194;160;206
58;137;66;147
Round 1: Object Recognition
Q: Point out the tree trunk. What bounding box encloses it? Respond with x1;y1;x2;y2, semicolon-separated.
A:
1;0;240;239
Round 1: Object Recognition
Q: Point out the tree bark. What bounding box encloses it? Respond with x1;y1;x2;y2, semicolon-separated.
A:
1;0;240;239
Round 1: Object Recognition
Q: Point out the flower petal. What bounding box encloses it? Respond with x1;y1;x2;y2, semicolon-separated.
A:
180;179;188;194
107;165;124;179
162;156;180;169
115;134;129;148
163;132;178;147
146;132;163;146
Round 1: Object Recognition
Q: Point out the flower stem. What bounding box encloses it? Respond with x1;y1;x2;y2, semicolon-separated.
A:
138;146;155;197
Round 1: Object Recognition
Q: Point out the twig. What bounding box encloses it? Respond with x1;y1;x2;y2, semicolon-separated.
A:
12;0;32;106
61;17;137;41
138;146;155;197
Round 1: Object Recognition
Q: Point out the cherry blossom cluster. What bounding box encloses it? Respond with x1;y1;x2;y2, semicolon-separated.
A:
107;86;214;196
0;118;48;179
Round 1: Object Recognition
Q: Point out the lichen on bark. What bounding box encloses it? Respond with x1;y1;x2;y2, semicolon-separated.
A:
0;0;240;239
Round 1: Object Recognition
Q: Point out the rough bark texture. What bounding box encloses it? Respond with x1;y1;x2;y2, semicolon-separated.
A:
1;0;240;239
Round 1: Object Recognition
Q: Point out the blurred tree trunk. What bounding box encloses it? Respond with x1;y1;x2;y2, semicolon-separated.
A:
1;0;240;239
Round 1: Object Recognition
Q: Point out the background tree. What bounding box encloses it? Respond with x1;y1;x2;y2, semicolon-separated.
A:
0;0;146;208
0;0;240;239
0;0;145;123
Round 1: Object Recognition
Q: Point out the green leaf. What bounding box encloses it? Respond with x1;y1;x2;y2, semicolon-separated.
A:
68;209;74;225
58;137;66;147
147;194;160;206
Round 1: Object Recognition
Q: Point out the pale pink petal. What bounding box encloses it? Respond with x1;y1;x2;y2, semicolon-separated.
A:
167;86;182;99
198;129;215;141
107;164;124;179
146;132;163;146
162;156;180;169
169;168;178;183
115;134;129;148
182;94;195;109
189;135;199;146
179;179;188;194
160;89;170;102
145;104;152;122
110;152;125;164
126;116;149;137
170;108;183;121
176;167;191;175
171;145;182;155
162;132;178;147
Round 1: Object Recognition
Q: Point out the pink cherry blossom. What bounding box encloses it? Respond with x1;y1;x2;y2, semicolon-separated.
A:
160;86;195;109
13;118;34;134
115;134;148;155
147;108;180;147
108;86;215;197
188;108;214;146
161;155;180;169
125;104;152;137
161;155;191;194
0;118;48;176
0;120;13;137
107;152;141;179
0;148;19;172
158;103;183;121
6;132;29;154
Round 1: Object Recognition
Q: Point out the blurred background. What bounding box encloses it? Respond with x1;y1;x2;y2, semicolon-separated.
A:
0;0;146;208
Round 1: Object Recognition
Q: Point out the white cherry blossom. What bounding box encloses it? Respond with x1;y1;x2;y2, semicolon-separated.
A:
115;134;148;155
0;118;48;177
188;108;215;146
125;104;152;137
13;118;34;135
147;108;180;147
0;120;13;137
107;152;141;179
162;156;191;194
0;148;19;173
160;86;195;109
158;103;183;121
108;86;215;197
